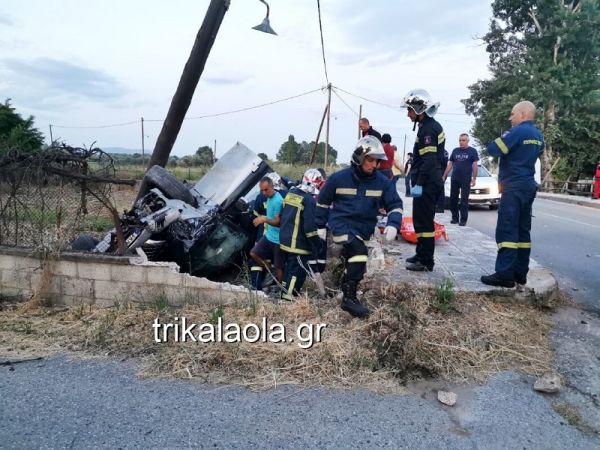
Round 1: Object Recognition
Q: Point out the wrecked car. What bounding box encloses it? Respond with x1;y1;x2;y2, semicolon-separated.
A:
73;143;271;278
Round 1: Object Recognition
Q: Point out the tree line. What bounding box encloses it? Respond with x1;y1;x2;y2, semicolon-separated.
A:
463;0;599;180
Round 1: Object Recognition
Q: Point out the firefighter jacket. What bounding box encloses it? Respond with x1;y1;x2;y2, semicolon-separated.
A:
487;120;544;192
410;116;445;186
279;187;321;255
315;165;403;243
252;192;268;239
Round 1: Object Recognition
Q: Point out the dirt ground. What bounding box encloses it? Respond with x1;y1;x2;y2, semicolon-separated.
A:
0;282;559;393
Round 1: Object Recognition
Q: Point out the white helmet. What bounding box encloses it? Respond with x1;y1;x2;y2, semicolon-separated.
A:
299;168;325;195
402;88;440;117
351;135;387;166
265;172;283;190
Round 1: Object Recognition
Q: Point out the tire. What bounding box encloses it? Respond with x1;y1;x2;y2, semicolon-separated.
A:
71;234;99;251
144;165;196;206
489;204;499;210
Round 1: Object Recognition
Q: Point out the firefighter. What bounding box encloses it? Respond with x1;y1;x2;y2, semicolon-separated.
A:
316;136;403;318
402;89;445;271
279;168;325;301
481;101;544;287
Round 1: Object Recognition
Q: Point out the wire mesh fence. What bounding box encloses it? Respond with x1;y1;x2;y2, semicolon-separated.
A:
0;144;135;251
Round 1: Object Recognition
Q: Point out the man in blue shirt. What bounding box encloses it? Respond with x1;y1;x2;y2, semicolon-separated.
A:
442;134;479;225
481;101;544;288
250;177;284;284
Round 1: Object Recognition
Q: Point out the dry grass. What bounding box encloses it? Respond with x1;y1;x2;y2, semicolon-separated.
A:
0;282;555;392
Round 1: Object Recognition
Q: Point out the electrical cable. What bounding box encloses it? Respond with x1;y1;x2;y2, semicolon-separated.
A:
331;88;359;117
51;120;139;129
145;87;324;122
316;0;329;84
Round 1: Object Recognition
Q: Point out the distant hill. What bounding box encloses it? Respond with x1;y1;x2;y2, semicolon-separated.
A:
104;147;147;155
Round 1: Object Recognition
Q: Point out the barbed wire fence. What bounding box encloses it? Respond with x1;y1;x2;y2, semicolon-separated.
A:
0;142;136;253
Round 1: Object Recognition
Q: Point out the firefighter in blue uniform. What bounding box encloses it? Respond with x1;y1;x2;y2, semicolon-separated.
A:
316;136;403;318
481;101;544;287
279;168;325;301
402;89;445;271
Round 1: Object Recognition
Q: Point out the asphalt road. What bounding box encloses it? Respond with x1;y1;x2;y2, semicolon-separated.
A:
1;357;597;449
457;198;600;312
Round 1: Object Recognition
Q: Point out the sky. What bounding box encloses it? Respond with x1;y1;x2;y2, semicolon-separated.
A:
0;0;494;164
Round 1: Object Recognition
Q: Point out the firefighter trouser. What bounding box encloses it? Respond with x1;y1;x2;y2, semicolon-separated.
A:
495;188;536;279
281;252;309;301
308;239;327;273
450;178;471;223
341;237;368;284
413;181;443;267
249;257;264;290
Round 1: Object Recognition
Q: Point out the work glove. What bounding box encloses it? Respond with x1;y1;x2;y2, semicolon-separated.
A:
384;226;397;241
317;228;327;240
411;185;423;198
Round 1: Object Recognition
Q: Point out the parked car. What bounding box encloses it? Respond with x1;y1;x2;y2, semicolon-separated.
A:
72;143;271;277
444;164;500;210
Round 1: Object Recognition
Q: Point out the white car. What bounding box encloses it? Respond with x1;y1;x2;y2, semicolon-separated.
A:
444;164;500;210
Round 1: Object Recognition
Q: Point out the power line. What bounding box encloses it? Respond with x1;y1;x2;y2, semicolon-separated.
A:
146;87;324;122
333;85;398;110
332;84;471;117
332;88;359;117
316;0;329;84
52;120;139;129
50;87;324;129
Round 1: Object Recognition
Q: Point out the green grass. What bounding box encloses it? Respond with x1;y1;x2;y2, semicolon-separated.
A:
435;278;455;314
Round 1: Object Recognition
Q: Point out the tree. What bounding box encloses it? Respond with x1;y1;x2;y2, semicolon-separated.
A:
257;152;268;161
0;99;45;155
463;0;600;180
195;145;214;165
276;135;301;164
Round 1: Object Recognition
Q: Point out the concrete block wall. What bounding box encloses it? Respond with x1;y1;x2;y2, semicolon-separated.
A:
0;246;262;307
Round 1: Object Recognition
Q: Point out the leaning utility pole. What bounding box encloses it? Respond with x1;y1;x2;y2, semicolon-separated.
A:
324;83;332;169
137;0;230;200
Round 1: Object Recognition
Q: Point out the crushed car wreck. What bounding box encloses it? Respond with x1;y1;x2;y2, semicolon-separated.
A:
73;143;272;278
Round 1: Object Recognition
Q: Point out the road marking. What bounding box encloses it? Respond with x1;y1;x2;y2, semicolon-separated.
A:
535;211;600;230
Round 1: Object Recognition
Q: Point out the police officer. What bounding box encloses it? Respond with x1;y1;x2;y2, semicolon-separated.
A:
481;101;544;288
402;89;445;271
279;168;324;301
316;136;403;318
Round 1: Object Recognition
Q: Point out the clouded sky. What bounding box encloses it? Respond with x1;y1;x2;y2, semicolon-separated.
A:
0;0;493;163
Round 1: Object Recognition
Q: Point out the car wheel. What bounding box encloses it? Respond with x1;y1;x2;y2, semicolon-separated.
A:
144;165;196;206
71;234;99;251
489;204;499;210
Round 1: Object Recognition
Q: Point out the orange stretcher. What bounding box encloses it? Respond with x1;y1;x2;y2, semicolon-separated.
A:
400;217;449;244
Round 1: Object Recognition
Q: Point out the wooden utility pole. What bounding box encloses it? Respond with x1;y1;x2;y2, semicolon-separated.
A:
309;104;328;165
137;0;230;200
324;83;332;169
358;104;362;139
141;117;145;165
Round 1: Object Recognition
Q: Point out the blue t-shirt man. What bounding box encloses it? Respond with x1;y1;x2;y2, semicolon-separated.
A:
443;135;480;226
264;191;283;244
449;145;479;181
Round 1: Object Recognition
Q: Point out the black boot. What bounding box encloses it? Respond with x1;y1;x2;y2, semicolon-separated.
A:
406;261;433;271
406;254;419;263
340;281;369;318
481;273;515;288
514;273;527;285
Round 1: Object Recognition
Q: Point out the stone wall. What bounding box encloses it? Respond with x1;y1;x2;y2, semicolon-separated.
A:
0;246;262;307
